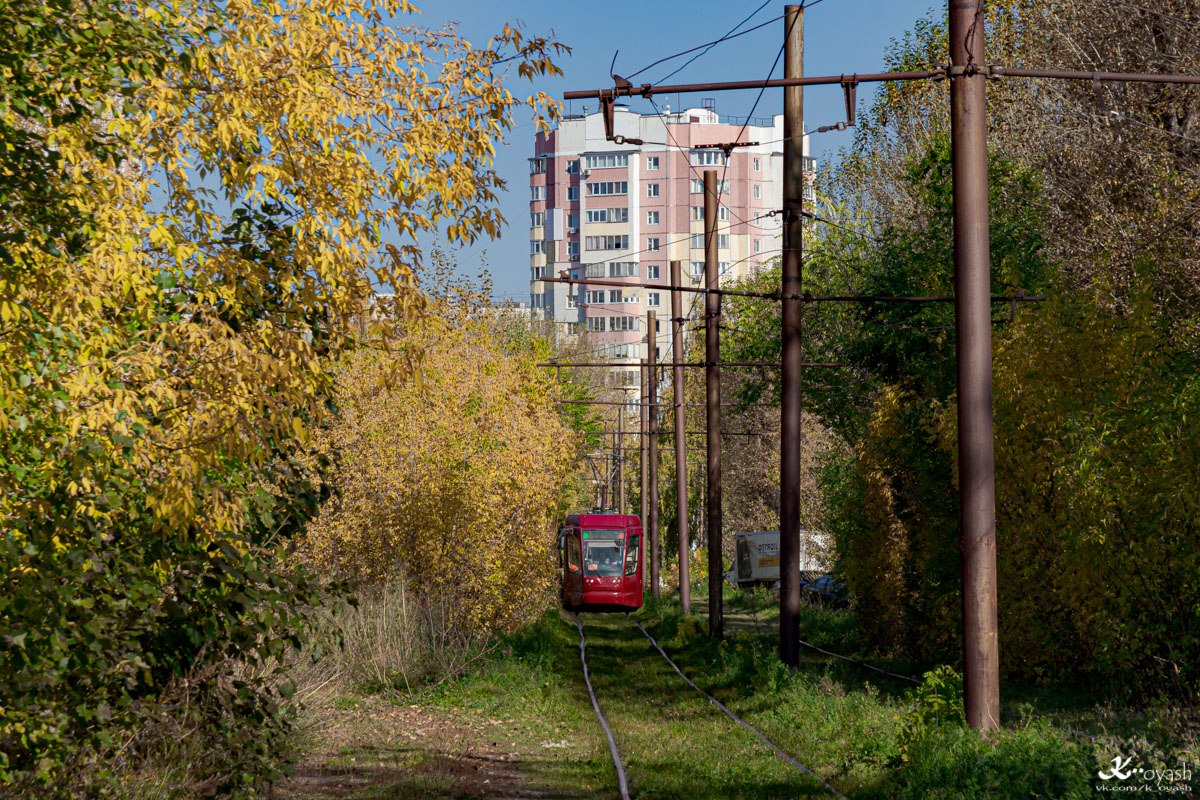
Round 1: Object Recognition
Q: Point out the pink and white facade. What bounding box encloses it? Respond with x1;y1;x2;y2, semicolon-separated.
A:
528;104;813;378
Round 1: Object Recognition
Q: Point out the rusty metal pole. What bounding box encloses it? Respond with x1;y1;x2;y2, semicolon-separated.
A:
640;360;648;527
618;405;626;515
949;0;1000;733
704;169;723;639
647;311;661;599
779;3;804;669
670;260;691;614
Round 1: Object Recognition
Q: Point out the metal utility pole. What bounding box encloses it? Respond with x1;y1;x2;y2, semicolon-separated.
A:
779;3;804;669
647;311;661;598
703;169;723;639
618;405;626;514
640;360;648;528
949;0;1000;733
670;260;691;614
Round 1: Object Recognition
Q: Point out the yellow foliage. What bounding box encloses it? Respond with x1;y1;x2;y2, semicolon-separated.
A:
0;0;564;540
300;306;581;633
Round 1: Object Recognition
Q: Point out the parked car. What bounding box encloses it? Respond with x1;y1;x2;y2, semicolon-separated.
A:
801;573;848;607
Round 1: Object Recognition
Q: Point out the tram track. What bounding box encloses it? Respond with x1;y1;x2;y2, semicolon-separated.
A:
576;615;632;800
573;612;845;799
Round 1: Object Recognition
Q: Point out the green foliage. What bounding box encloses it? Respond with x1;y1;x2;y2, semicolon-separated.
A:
0;480;336;796
0;0;195;262
869;721;1095;800
896;666;965;762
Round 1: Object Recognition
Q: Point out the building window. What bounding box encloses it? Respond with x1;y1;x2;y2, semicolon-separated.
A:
753;238;762;253
690;178;729;194
531;212;545;228
566;159;580;174
646;183;659;198
690;233;703;250
567;213;579;229
608;289;622;303
585;263;606;278
531;185;545;201
647;292;661;307
647;237;660;252
585;290;605;304
585;154;629;169
753;184;761;200
647;265;660;280
720;261;730;275
689;150;727;166
587;317;606;332
753;157;761;172
608;262;639;277
585;207;629;223
585;235;629;251
691;206;704;221
568;241;579;260
718;234;729;249
610;316;640;331
646;156;660;171
690;261;704;278
587;181;628;196
803;185;816;202
567;186;579;201
530;240;545;255
647;210;659;225
530;157;546;174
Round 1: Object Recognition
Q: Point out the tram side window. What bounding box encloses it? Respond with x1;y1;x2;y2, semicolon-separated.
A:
566;535;581;573
624;534;641;577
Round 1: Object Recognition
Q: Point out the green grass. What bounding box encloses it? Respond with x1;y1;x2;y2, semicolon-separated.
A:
290;581;1200;798
428;588;1102;799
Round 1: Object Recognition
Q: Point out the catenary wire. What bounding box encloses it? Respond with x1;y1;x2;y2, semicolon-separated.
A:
625;13;783;82
653;2;775;86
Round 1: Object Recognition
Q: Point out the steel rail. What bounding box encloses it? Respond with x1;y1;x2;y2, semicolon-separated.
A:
577;616;631;800
634;621;848;799
795;637;919;685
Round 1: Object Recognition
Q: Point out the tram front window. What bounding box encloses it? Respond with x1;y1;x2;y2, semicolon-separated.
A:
582;529;624;577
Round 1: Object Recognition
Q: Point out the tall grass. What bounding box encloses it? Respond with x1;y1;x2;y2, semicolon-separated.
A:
291;579;492;702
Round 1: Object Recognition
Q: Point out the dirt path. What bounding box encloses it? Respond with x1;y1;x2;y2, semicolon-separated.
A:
277;698;552;800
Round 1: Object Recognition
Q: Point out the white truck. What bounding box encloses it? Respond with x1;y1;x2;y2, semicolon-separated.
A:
726;530;830;589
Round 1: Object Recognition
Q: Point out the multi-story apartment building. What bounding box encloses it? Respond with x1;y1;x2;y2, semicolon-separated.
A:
528;103;813;378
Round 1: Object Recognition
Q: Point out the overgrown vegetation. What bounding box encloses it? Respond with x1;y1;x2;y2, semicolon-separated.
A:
722;0;1200;699
0;0;565;794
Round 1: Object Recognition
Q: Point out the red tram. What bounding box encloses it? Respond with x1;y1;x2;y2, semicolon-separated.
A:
558;513;643;612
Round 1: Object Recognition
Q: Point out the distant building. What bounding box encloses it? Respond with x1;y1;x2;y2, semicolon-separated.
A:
528;102;814;380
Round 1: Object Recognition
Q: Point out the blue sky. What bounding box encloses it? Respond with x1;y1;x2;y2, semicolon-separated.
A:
418;0;940;301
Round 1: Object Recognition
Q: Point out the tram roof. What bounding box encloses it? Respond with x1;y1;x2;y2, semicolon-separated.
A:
564;513;641;529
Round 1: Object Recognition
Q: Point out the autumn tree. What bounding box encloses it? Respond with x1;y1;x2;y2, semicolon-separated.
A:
0;0;564;792
300;271;581;634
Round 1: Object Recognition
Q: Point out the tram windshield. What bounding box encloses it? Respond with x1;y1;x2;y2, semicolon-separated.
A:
582;529;625;577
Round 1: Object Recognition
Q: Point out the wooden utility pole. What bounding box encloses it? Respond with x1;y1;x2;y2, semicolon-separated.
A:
703;169;723;639
618;405;626;514
640;360;648;526
780;3;804;668
949;0;1000;733
646;311;661;598
670;260;691;614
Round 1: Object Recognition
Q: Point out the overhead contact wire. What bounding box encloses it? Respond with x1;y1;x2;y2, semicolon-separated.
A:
634;621;847;799
577;616;632;800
